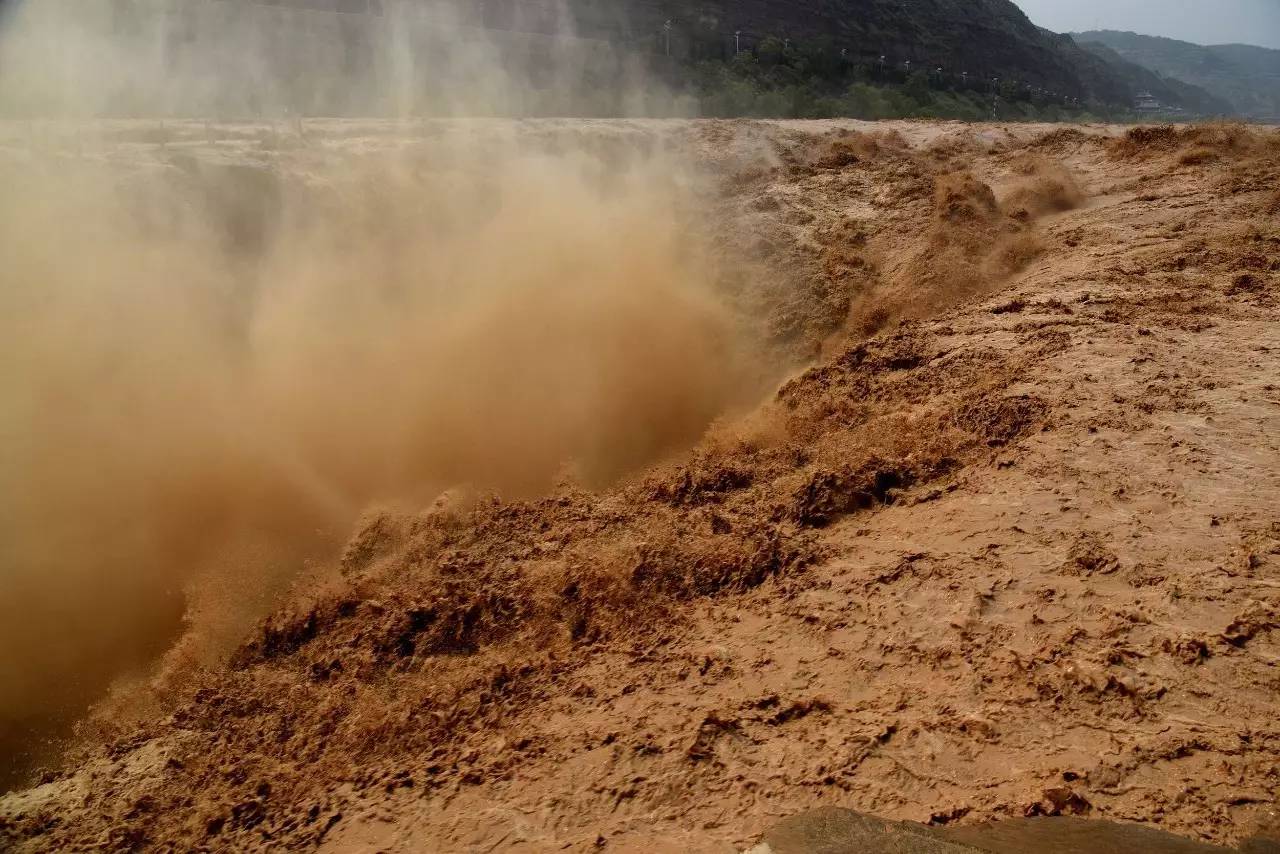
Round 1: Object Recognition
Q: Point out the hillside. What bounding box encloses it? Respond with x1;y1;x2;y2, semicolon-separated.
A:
1075;41;1235;117
1075;30;1280;121
456;0;1254;116
587;0;1235;117
0;1;1234;117
572;0;1128;105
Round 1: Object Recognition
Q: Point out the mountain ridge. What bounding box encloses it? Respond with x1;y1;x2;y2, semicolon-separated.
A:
1074;29;1280;120
0;3;1249;119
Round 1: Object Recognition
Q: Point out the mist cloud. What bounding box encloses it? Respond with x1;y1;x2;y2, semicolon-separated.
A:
0;0;760;786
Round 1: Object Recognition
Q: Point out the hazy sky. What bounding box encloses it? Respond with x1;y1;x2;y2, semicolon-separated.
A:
1014;0;1280;49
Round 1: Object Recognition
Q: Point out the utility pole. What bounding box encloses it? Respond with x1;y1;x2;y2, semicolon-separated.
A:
735;30;741;54
664;19;671;57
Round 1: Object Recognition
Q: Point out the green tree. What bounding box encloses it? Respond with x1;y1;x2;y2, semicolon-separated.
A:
904;70;931;104
756;36;785;68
